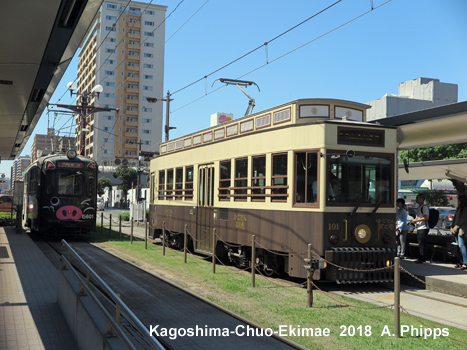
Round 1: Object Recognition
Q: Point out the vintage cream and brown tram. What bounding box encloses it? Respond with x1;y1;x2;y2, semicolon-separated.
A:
149;98;397;283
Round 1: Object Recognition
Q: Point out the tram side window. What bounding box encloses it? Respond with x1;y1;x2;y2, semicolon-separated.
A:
235;158;248;201
252;156;266;201
58;173;83;195
167;169;174;200
219;160;231;201
158;170;165;200
295;152;318;204
185;166;193;200
175;168;183;200
272;154;288;202
87;175;94;197
29;169;38;193
150;174;155;202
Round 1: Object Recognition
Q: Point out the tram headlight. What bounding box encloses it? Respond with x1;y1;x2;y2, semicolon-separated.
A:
329;235;338;245
383;234;391;244
354;224;371;244
67;150;77;160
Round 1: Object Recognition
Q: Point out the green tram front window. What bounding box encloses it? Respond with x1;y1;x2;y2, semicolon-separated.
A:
328;154;393;205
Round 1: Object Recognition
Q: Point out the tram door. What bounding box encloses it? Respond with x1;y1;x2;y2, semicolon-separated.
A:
196;165;215;254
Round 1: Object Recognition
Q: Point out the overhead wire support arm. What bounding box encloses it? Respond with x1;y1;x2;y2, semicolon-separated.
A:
212;78;260;116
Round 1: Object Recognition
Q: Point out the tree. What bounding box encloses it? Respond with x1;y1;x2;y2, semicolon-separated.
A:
114;166;138;198
97;177;113;197
422;190;449;207
399;143;467;194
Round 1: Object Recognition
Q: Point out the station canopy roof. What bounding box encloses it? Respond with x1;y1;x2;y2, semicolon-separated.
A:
371;101;467;183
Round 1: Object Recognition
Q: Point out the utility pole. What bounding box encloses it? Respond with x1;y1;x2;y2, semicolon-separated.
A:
147;90;175;142
50;83;119;156
136;139;142;202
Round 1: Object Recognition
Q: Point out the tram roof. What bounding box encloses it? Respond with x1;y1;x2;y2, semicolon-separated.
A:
159;98;394;155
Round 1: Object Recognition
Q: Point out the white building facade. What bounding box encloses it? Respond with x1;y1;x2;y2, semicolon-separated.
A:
76;0;167;165
366;77;458;121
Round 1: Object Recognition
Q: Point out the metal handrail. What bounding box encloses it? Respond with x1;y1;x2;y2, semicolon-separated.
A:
60;257;137;350
61;239;165;350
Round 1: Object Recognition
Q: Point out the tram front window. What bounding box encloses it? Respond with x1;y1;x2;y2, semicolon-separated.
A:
58;173;83;195
328;154;392;205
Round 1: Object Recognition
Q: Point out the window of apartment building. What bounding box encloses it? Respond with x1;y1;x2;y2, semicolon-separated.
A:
106;15;117;20
105;59;115;64
144;31;154;36
104;93;114;98
107;4;117;9
125;139;136;144
144;42;154;48
128;73;139;78
129;51;139;56
129;29;140;34
143;86;152;91
103;138;114;143
106;26;116;31
142;140;151;145
142;130;151;134
126;128;137;133
144;53;153;58
128;62;138;67
104;82;115;87
142;107;152;113
103;127;111;131
125;151;137;156
127;83;138;89
144;75;153;80
127;94;138;100
104;70;115;76
129;40;140;45
106;38;116;43
104;104;114;109
145;10;155;15
129;18;140;24
272;153;288;202
126;117;138;122
103;115;114;121
103;150;113;154
142;118;151;123
105;48;115;53
126;106;138;111
129;7;141;15
143;64;153;69
145;21;154;26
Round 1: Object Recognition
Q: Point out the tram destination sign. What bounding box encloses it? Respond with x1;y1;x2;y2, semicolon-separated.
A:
58;162;84;169
337;127;385;147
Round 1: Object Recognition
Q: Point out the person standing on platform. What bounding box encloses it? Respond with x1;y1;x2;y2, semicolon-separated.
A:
451;194;467;269
396;198;409;259
411;193;429;264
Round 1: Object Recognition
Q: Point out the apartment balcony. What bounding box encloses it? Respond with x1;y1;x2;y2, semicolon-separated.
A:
126;109;138;116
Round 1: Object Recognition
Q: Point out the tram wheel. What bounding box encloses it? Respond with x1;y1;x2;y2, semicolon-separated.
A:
263;267;275;277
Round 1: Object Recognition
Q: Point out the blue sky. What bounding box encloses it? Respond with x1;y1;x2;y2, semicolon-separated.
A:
1;0;466;177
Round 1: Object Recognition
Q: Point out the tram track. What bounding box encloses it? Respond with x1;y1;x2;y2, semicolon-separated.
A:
35;237;305;350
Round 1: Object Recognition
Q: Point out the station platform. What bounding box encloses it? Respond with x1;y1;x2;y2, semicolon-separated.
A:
0;227;78;350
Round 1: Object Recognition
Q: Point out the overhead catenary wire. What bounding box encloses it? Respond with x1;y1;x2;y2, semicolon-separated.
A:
171;0;392;114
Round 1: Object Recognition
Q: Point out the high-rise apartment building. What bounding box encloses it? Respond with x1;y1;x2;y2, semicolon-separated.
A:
10;156;31;194
76;0;167;165
31;128;75;163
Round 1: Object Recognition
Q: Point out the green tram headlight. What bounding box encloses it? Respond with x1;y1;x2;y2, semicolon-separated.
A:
354;224;371;244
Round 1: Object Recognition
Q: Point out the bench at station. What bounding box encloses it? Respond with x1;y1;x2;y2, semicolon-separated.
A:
406;233;457;262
